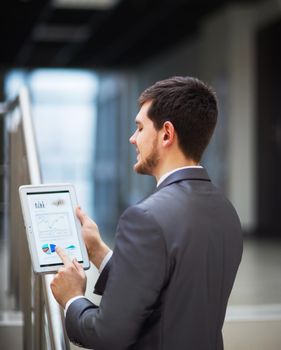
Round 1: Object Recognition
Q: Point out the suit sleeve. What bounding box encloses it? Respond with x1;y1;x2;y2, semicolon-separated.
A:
65;205;167;350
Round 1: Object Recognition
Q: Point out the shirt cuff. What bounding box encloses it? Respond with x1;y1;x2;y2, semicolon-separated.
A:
99;250;113;273
64;295;87;315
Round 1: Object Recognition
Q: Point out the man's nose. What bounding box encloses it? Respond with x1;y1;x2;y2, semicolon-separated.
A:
129;131;137;144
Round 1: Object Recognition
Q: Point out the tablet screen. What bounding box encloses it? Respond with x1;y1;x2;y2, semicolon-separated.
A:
27;190;83;267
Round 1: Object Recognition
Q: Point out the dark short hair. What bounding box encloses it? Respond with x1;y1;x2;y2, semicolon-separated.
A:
138;76;218;162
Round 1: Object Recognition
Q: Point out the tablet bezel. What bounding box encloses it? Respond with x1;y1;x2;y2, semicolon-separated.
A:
19;183;90;274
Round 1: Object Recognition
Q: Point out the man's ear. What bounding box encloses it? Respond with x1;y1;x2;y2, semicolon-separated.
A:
162;121;175;147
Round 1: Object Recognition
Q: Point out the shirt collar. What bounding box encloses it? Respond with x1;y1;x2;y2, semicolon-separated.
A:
157;165;203;187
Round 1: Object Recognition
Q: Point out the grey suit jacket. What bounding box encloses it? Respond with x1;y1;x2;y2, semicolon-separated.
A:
66;168;243;350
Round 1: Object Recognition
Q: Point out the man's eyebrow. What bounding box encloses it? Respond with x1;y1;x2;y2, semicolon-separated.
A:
135;120;142;125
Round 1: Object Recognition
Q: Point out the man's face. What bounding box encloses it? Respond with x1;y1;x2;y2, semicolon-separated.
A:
129;101;160;176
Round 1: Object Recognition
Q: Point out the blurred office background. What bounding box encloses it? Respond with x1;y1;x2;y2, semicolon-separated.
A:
1;0;281;349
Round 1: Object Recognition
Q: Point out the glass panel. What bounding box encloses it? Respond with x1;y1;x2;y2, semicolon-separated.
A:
5;69;98;218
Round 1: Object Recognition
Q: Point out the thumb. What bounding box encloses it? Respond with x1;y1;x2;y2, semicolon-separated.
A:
76;206;88;225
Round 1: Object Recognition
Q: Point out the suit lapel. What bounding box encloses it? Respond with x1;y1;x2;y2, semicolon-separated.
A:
156;168;211;191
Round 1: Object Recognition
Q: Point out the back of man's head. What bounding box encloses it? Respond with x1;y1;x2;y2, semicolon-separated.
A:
139;76;218;162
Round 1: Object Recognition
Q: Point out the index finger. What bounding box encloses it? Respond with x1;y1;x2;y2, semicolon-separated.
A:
55;246;72;267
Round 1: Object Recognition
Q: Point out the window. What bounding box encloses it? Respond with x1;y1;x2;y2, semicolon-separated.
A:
5;69;98;217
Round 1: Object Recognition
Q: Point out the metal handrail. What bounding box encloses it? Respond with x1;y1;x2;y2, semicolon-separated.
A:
4;88;70;350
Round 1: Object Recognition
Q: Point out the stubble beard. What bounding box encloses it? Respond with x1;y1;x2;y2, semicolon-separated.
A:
134;139;160;176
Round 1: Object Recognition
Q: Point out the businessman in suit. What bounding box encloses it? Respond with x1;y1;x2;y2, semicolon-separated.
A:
51;76;243;349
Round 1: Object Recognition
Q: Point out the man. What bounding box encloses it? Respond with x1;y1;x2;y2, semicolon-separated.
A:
51;76;243;350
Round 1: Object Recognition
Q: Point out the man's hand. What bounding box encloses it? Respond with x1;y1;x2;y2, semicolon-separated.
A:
50;247;87;308
76;207;111;269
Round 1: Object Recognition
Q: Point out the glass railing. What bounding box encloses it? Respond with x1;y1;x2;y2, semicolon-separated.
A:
2;88;70;350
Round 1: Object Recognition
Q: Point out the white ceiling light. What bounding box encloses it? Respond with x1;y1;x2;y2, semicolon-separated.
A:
53;0;121;10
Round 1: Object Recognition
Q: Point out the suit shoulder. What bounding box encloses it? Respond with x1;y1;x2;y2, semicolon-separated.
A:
120;200;157;222
128;181;241;227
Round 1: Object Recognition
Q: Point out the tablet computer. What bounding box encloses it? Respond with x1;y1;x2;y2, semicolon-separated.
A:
19;183;90;274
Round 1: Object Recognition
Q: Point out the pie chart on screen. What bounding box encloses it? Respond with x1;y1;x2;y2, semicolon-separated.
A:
42;243;56;255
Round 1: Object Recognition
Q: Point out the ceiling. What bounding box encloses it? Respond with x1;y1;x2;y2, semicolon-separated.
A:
0;0;263;70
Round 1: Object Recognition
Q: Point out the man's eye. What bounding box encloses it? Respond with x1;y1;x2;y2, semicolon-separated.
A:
138;127;143;132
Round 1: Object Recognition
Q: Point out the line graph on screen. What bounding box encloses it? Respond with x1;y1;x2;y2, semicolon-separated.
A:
36;213;72;240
